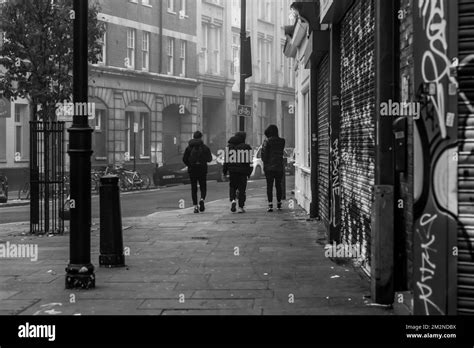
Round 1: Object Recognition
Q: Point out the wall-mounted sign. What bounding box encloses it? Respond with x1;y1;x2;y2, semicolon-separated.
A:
237;105;252;117
0;98;10;118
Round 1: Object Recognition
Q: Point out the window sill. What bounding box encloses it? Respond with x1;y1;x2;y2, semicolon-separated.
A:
140;155;151;160
14;160;29;164
142;4;152;7
204;2;224;9
167;9;177;15
258;18;274;25
94;157;107;161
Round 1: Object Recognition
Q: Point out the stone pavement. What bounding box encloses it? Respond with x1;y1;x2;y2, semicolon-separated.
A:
0;187;393;315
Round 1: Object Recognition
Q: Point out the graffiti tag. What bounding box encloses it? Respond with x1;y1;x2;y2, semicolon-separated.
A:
331;138;340;228
415;213;444;315
418;0;455;139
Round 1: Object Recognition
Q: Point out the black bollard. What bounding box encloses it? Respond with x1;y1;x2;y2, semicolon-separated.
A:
99;175;125;267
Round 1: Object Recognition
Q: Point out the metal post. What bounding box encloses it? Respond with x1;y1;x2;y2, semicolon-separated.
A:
66;0;95;289
239;0;246;132
133;130;136;172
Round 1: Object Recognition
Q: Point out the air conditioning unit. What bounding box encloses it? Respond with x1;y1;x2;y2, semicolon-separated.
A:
178;10;185;19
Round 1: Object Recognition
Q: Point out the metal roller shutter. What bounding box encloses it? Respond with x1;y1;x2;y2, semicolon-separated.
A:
317;54;330;226
458;0;474;315
339;0;376;270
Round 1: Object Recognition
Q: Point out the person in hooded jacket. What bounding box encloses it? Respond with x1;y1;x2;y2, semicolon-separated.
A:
183;131;213;213
223;131;253;213
261;125;285;212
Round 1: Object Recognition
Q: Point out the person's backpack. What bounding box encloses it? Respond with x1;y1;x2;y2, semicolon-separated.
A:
189;145;204;166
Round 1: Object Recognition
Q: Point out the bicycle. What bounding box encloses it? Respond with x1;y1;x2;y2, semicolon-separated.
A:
91;168;107;194
105;165;151;191
0;174;8;203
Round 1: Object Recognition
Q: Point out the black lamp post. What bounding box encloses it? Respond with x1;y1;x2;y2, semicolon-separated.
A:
239;0;246;132
65;0;95;289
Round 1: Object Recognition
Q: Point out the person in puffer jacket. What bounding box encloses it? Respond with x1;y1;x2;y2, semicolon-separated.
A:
261;125;286;212
223;131;253;213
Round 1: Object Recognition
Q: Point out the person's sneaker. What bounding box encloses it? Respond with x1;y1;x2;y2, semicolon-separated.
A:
277;202;282;211
194;206;200;214
231;200;237;213
238;207;246;213
267;204;273;212
199;199;205;212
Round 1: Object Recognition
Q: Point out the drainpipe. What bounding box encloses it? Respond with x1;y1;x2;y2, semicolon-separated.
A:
159;0;163;74
371;0;397;305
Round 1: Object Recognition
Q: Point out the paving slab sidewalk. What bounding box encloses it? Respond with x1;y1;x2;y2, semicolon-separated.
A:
0;187;393;316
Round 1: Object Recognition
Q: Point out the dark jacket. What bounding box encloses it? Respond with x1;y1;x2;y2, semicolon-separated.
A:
261;136;286;173
223;135;253;177
182;139;212;176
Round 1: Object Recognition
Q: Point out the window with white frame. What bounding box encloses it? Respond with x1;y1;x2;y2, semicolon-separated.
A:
97;30;106;64
126;28;135;69
14;104;29;161
167;38;174;75
139;112;150;157
266;41;272;84
93;108;107;160
142;31;149;71
201;23;209;73
167;0;175;12
258;0;264;19
231;34;239;76
180;0;186;16
266;1;272;22
142;0;150;5
213;27;221;75
180;40;186;76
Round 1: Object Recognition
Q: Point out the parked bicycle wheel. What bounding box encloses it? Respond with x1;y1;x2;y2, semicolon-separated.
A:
18;182;30;200
119;173;132;191
140;174;151;190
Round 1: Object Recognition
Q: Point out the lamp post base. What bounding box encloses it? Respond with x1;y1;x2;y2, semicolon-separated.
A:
65;263;95;289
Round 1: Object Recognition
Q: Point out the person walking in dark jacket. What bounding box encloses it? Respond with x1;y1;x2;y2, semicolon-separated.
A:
183;131;213;213
261;125;285;212
223;131;253;213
